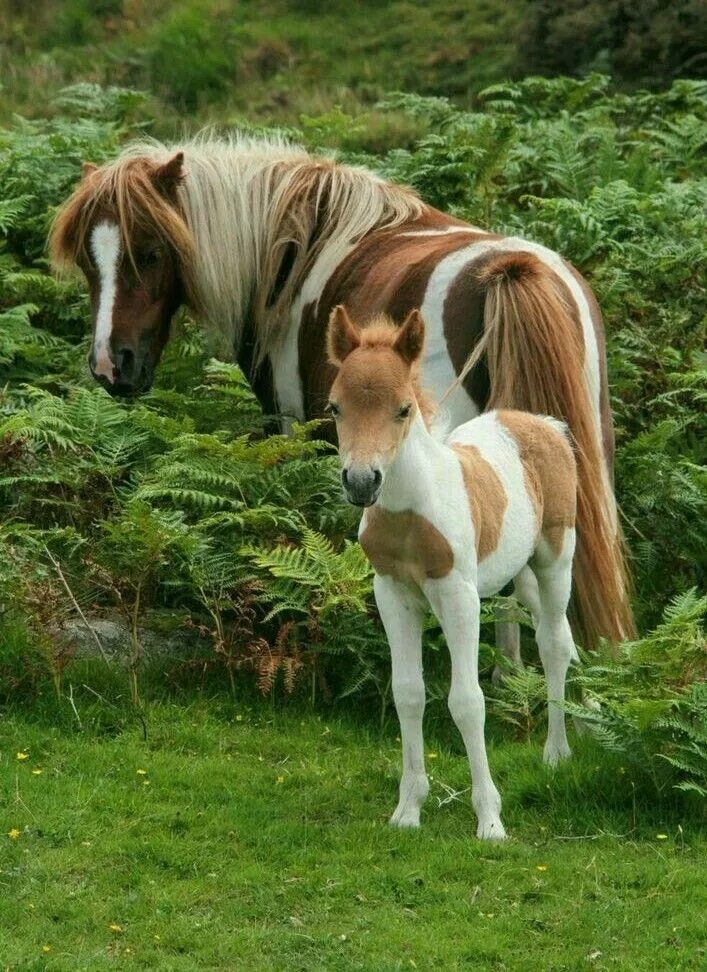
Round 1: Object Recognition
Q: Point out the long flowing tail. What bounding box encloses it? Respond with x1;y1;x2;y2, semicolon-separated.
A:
456;249;635;648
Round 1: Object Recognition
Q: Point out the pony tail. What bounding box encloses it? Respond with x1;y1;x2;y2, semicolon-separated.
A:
473;251;635;649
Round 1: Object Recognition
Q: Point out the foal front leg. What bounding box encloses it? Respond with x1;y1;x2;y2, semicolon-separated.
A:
425;575;506;840
374;574;429;828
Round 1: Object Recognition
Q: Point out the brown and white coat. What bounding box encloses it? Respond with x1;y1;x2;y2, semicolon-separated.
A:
327;308;579;840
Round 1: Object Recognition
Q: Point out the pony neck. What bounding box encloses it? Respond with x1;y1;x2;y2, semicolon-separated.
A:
378;407;444;513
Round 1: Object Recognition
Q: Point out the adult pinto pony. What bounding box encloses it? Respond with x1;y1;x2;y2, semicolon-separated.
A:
50;134;633;650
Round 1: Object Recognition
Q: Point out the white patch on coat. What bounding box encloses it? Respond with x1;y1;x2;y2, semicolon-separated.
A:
417;240;499;427
90;221;121;383
271;317;306;432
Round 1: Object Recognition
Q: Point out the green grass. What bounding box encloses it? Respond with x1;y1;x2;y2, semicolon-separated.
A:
2;693;704;970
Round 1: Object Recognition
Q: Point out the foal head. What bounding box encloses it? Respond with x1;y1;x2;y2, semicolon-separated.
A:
50;153;193;396
326;305;427;507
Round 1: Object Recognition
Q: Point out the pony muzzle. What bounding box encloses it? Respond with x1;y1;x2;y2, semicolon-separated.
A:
341;465;383;507
89;345;153;397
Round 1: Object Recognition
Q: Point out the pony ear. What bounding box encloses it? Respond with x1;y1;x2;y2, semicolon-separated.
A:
153;152;185;193
327;305;360;365
81;162;98;180
393;309;425;365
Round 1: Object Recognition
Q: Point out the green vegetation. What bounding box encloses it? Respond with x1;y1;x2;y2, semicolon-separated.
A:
1;76;706;799
0;3;705;966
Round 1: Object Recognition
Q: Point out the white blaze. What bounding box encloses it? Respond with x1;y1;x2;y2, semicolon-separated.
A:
90;221;121;383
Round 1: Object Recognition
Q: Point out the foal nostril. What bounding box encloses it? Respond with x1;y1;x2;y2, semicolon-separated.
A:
341;468;350;488
372;469;382;487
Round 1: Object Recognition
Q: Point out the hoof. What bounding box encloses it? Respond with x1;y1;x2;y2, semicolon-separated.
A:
389;809;421;829
543;741;572;766
476;817;507;841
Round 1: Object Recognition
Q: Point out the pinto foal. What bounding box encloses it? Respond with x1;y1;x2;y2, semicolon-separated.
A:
326;306;579;840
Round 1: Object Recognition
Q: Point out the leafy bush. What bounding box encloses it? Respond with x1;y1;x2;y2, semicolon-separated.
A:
569;590;707;797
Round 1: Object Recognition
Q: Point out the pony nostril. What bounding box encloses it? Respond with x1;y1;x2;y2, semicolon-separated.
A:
341;468;350;488
114;347;135;382
372;469;382;487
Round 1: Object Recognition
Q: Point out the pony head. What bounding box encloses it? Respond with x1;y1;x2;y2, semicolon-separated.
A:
50;153;193;396
326;305;427;507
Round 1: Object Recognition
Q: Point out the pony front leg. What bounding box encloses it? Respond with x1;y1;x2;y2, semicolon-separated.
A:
373;574;429;828
425;575;506;841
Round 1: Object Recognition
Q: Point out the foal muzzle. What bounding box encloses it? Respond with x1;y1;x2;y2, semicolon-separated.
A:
342;466;382;507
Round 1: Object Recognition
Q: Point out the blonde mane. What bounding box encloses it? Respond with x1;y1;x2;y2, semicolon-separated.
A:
50;132;424;364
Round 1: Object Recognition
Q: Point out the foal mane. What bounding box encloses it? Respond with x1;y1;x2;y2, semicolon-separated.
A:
50;133;424;365
357;316;437;429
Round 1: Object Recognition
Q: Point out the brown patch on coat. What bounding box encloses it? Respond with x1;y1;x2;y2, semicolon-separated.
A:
450;444;508;561
360;507;454;584
498;410;577;557
298;209;498;426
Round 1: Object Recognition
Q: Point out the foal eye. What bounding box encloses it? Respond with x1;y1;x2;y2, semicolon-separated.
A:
396;403;412;420
325;401;340;418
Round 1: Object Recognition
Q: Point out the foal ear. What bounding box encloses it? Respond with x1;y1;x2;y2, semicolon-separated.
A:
393;309;425;365
81;162;99;180
327;305;360;365
153;152;185;193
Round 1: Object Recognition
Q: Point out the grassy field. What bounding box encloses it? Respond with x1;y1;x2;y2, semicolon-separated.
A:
2;692;705;970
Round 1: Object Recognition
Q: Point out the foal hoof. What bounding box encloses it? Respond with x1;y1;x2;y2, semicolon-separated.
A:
476;817;507;841
389;809;421;829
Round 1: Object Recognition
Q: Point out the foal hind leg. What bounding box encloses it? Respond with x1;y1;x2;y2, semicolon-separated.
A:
374;574;429;828
532;533;577;766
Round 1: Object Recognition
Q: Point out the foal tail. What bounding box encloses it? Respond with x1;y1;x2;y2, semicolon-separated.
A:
458;250;635;649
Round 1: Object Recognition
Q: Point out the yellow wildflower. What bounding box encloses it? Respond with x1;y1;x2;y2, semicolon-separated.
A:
276;775;285;784
143;780;150;786
42;945;52;953
656;833;669;840
536;865;548;871
8;828;21;840
136;769;147;776
32;769;43;776
109;923;123;933
427;752;438;759
16;752;29;761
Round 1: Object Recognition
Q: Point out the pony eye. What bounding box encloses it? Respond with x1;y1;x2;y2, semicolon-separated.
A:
397;403;412;420
325;401;340;418
140;246;163;267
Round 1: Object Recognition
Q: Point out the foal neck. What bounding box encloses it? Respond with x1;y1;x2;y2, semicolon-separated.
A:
379;408;446;513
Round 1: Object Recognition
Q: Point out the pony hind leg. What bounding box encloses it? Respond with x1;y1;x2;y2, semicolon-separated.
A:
532;534;577;766
492;570;540;685
373;574;429;828
425;575;506;840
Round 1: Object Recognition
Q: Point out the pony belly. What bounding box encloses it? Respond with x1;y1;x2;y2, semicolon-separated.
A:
475;492;538;598
476;527;536;598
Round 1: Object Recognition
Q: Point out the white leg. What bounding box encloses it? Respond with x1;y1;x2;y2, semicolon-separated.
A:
425;575;506;840
532;535;576;766
374;574;429;828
